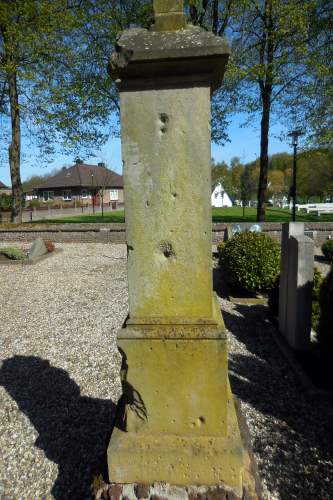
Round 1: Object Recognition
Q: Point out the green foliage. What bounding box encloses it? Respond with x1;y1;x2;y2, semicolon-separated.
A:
0;246;27;260
321;239;333;262
27;199;41;209
267;275;280;318
312;267;324;332
318;266;333;348
217;241;225;257
267;268;323;330
219;231;280;292
0;193;12;210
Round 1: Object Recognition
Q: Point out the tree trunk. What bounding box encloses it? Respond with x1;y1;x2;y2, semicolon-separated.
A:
8;71;23;224
257;88;271;222
257;0;274;222
212;0;219;34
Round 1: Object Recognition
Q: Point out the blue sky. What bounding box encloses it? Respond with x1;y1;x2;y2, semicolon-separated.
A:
0;113;291;186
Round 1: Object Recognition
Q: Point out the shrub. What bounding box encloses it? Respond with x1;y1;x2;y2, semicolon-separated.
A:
312;267;324;332
321;239;333;262
267;275;280;318
217;241;225;260
43;240;55;252
28;199;41;209
318;266;333;348
219;231;280;292
267;268;323;328
0;247;27;260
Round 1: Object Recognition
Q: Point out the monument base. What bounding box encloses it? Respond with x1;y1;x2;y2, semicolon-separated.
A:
107;298;252;496
108;392;246;495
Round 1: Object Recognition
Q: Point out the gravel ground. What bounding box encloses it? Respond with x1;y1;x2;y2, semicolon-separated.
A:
0;243;127;500
0;243;332;499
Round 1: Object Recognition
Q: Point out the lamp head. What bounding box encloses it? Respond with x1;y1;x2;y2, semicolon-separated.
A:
288;129;303;146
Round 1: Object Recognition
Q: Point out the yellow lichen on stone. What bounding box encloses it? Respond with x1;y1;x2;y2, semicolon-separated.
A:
153;0;186;31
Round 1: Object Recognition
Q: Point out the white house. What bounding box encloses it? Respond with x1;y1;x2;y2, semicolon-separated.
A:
211;183;233;208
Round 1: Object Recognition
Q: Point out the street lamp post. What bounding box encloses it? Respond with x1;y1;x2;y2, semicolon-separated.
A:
288;129;303;222
91;173;95;214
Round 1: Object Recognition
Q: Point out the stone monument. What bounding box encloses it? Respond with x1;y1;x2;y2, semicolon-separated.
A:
107;1;250;496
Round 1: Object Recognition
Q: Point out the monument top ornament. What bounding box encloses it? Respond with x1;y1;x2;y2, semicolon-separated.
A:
109;0;230;92
152;0;186;31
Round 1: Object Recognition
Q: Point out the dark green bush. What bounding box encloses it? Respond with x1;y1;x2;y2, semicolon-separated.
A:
321;239;333;262
267;275;280;318
318;266;333;348
267;268;323;328
312;267;324;332
219;231;280;292
0;247;27;260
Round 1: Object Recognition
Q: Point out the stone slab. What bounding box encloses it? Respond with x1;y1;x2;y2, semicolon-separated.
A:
28;238;48;259
285;234;314;350
108;385;244;493
278;222;304;336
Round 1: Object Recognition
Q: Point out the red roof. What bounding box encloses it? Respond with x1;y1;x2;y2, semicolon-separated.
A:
34;162;123;190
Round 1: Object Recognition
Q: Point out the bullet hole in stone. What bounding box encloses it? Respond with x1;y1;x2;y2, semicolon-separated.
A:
159;241;175;259
198;416;206;424
159;113;169;134
172;192;178;198
127;244;134;251
146;200;150;207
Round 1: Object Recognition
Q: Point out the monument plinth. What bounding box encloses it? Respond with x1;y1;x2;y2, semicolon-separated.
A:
107;2;250;496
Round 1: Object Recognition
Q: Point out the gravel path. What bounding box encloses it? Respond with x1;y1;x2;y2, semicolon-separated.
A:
0;243;128;499
0;243;332;499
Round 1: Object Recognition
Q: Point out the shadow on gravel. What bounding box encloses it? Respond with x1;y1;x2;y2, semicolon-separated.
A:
0;355;116;499
222;303;333;499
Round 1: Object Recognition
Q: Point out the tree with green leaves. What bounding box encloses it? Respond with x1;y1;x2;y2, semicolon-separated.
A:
187;0;332;221
0;0;152;223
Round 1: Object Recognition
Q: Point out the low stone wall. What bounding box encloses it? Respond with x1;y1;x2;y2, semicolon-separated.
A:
212;222;333;245
0;224;126;244
0;222;332;245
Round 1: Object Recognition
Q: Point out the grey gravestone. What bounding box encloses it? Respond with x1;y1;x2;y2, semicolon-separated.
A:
28;239;48;260
279;222;304;335
285;234;314;350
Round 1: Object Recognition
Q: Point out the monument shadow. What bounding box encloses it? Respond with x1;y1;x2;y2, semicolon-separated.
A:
0;355;116;499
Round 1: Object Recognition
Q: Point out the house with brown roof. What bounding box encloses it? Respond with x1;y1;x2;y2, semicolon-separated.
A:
0;181;11;196
33;159;124;207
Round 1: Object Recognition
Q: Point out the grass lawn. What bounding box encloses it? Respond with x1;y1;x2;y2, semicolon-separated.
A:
29;207;333;224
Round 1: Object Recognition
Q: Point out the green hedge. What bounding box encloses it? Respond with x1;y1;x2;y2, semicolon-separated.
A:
318;266;333;348
219;231;280;292
322;239;333;262
268;268;323;330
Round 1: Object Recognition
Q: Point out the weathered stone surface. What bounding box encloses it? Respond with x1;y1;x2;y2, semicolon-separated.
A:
285;234;314;350
121;85;212;321
279;222;304;335
107;7;245;495
109;28;229;91
108;390;244;491
152;1;186;31
28;238;48;260
154;0;183;13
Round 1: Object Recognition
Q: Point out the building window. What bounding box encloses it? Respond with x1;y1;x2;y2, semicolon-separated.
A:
110;189;118;201
63;190;72;201
43;191;54;202
81;189;88;198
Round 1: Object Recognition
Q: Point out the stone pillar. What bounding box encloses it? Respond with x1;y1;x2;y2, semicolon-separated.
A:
279;222;304;335
285;234;314;350
107;2;246;494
